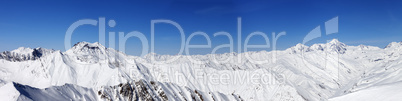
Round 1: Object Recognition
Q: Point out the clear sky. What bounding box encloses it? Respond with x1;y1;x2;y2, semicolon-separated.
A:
1;0;402;56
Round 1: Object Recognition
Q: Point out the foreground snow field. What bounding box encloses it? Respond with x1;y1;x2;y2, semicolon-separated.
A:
1;39;402;101
329;81;402;101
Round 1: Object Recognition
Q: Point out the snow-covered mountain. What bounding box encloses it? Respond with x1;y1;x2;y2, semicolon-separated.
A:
1;39;402;101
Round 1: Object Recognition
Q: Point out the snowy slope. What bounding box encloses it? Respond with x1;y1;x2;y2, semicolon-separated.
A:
330;82;402;101
330;41;402;100
14;82;97;101
1;39;402;101
0;80;20;101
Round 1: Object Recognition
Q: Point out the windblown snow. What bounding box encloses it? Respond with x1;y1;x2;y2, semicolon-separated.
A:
1;39;402;101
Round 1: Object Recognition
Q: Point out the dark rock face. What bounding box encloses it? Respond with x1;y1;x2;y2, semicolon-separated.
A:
98;80;168;101
0;48;51;62
32;48;43;58
97;79;243;101
120;83;134;100
83;44;101;50
0;51;33;62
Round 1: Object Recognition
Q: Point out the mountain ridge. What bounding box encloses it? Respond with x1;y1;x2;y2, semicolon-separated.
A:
1;39;402;100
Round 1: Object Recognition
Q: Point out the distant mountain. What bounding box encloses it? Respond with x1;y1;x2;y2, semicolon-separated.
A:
1;39;402;101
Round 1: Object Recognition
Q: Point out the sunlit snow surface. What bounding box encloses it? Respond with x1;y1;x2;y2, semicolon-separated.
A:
1;39;402;101
330;82;402;101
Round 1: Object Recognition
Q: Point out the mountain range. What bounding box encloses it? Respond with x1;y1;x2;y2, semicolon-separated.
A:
1;39;402;101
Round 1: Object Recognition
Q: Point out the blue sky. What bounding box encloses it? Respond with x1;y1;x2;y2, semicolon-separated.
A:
1;0;402;56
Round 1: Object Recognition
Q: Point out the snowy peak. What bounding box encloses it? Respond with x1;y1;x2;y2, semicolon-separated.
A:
326;39;347;54
326;39;346;48
328;39;342;45
11;47;34;54
72;42;105;50
65;42;127;64
0;47;54;62
385;41;402;49
288;43;309;53
309;44;325;51
287;39;347;54
68;42;107;55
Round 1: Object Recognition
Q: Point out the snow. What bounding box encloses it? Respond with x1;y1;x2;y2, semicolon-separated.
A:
14;83;98;101
330;82;402;101
385;41;402;48
1;39;402;100
0;80;20;101
11;47;33;55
